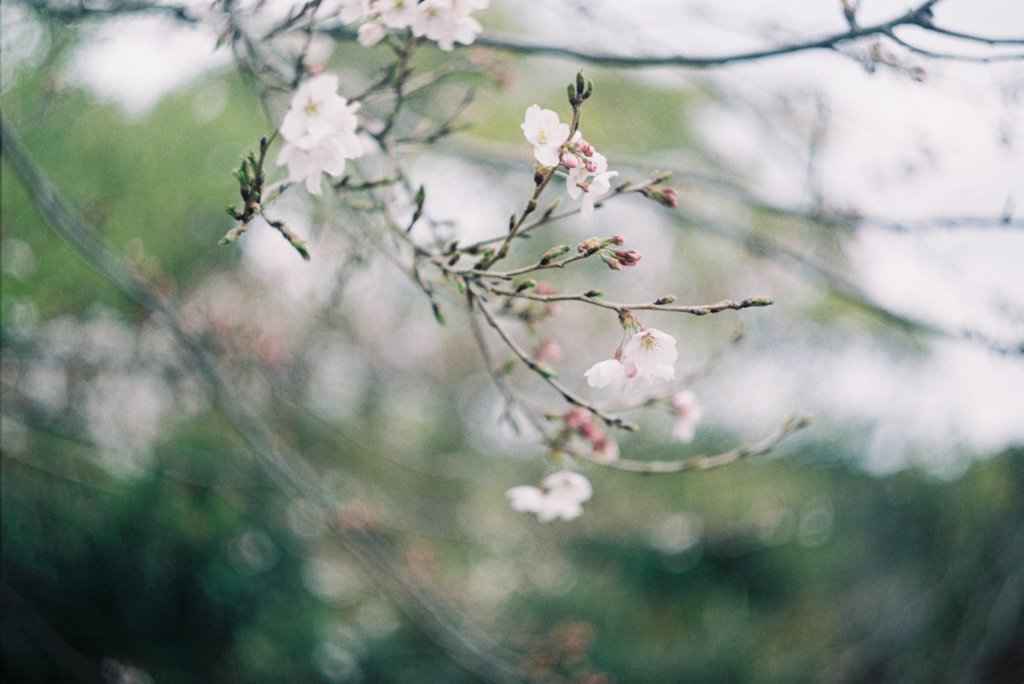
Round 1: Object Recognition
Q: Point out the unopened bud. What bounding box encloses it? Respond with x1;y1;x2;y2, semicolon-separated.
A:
578;237;603;254
658;187;679;207
584;159;598;173
566;83;577;106
575;71;586;96
610;234;625;245
515;279;537;292
560;151;579;169
576;139;595;157
601;253;623;270
539;245;571;265
584;290;603;298
613;249;642;267
654;295;677;305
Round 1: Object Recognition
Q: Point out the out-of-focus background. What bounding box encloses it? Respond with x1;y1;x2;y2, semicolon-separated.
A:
2;0;1023;681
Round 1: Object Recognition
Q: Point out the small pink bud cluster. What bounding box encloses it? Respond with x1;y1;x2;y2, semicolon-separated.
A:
602;249;642;270
564;407;619;463
558;136;597;171
578;235;642;270
534;337;564;364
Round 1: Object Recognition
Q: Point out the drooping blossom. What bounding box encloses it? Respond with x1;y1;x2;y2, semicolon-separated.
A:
566;151;618;219
584;356;632;390
623;328;677;386
585;328;678;390
277;74;364;195
670;390;703;443
522;105;570;167
506;470;593;522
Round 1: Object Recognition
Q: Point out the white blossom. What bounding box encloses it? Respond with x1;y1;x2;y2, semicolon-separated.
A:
378;0;422;29
277;74;364;195
584;357;631;390
623;328;677;386
277;137;348;195
521;105;569;167
670;390;704;443
505;471;593;522
340;0;371;24
357;21;387;46
566;151;618;220
279;74;360;150
411;0;484;52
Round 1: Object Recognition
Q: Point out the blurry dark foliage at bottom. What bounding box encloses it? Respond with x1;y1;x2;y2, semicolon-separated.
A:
2;445;1022;683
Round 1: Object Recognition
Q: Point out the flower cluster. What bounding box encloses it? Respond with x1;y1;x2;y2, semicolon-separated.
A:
521;106;618;220
505;470;593;522
342;0;487;51
276;74;364;195
585;328;678;390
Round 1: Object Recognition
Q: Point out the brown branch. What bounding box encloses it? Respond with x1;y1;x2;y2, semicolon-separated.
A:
471;288;639;432
581;415;813;473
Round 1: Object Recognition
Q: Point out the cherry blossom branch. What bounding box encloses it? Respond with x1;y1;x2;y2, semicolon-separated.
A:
470;287;639;432
481;283;774;317
579;415;814;473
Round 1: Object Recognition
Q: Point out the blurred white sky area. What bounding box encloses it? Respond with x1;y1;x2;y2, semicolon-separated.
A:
3;0;1022;476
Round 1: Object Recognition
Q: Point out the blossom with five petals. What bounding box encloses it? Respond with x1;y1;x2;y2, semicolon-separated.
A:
623;328;677;386
585;328;678;390
521;105;570;167
277;74;364;195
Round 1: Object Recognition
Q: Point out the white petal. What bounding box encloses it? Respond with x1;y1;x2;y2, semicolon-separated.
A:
534;145;560;167
584;358;627;388
542;470;593;503
506;485;543;513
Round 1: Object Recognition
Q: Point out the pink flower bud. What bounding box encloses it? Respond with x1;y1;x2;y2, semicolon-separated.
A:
579;237;603;254
535;282;556;295
659;187;679;208
535;338;564;364
560;151;579;169
576;139;595;156
308;63;326;75
584;159;598;174
610;234;625;245
614;249;642;267
564;407;592;431
601;252;623;270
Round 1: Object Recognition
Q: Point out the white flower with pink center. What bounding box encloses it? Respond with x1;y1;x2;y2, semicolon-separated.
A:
277;74;364;195
623;328;677;386
522;105;570;167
